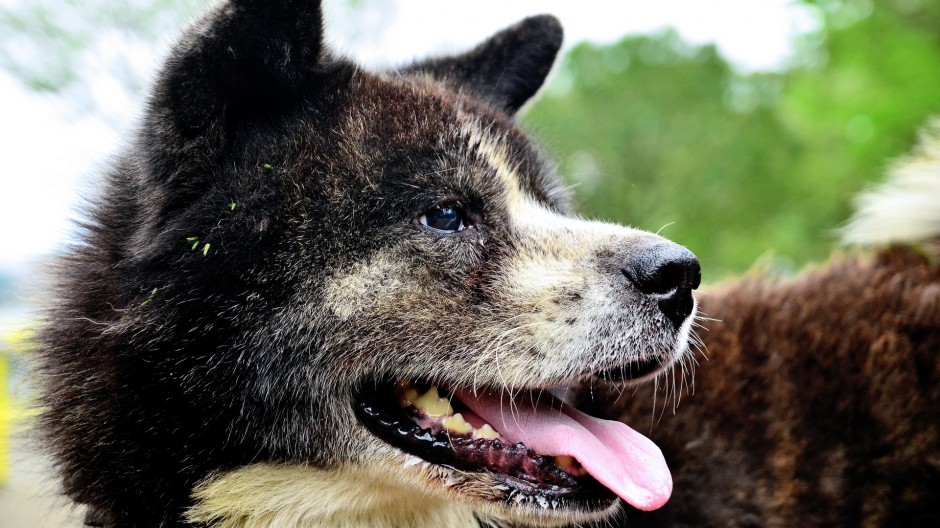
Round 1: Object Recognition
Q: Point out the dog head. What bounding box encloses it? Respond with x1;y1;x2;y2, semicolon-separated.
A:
42;1;700;526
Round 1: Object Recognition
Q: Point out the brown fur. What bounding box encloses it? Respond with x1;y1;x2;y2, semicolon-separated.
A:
595;246;940;526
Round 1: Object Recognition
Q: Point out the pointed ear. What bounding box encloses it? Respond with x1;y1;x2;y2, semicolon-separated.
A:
405;15;563;114
156;0;326;131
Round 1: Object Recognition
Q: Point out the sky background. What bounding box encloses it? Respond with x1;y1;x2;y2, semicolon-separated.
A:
0;0;819;272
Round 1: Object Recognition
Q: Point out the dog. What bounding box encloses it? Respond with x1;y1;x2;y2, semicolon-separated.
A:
37;1;703;527
595;126;940;527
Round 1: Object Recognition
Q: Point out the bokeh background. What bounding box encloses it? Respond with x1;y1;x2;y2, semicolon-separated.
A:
1;0;939;525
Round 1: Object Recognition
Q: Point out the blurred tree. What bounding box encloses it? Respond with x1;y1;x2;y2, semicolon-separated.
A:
0;0;204;95
0;0;379;118
524;0;940;279
524;32;803;278
782;0;940;242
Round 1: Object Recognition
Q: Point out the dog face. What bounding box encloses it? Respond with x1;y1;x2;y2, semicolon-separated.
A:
41;1;700;526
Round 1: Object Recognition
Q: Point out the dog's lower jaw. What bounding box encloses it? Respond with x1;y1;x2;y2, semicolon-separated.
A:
186;463;480;528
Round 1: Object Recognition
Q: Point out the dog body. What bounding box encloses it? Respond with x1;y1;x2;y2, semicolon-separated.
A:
39;2;701;527
608;246;940;527
605;132;940;527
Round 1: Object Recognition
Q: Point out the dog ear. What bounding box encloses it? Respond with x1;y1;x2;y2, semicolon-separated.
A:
154;0;327;132
405;15;563;114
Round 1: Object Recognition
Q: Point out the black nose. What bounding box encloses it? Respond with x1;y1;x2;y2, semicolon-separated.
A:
621;243;701;327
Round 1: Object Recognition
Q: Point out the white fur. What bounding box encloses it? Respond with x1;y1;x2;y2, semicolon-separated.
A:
842;120;940;246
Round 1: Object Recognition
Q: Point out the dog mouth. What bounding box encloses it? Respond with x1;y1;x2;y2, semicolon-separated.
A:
354;375;673;514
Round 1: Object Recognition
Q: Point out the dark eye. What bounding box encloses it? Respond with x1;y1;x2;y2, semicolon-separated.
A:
418;206;466;233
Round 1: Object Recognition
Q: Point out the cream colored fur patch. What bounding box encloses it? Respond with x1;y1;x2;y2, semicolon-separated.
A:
322;246;418;320
186;463;480;528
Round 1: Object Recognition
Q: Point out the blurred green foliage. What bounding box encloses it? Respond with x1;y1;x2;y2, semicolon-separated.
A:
0;0;205;95
523;0;940;279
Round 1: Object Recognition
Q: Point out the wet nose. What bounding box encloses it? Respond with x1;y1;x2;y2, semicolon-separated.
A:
621;243;701;327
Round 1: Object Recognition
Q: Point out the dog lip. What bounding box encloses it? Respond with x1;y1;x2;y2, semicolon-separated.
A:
595;355;665;382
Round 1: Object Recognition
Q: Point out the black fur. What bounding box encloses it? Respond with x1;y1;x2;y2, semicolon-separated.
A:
39;1;566;526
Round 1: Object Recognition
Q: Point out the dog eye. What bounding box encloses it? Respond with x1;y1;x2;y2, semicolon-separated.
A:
419;206;466;233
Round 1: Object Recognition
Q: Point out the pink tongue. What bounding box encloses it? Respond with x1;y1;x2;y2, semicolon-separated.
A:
456;389;672;511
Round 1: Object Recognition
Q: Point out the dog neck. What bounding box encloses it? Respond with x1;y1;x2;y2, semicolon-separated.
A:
186;463;483;528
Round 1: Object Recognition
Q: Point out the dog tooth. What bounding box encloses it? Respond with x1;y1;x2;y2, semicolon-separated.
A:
553;455;588;476
475;424;500;440
442;413;473;434
553;455;575;469
412;386;454;417
394;380;421;405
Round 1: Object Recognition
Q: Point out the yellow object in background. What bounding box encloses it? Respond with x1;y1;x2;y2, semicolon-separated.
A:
0;350;9;486
0;327;39;487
